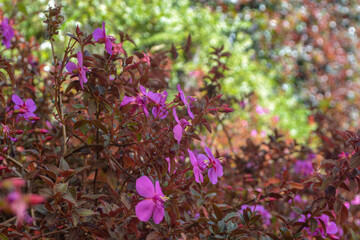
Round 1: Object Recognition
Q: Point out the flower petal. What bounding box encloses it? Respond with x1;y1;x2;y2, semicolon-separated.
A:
93;28;104;41
327;221;338;235
205;147;215;161
148;92;160;103
187;104;194;119
208;167;218;184
105;38;113;55
153;205;164;224
197;154;208;169
102;21;106;33
25;99;36;112
77;51;83;67
142;105;149;118
66;62;77;73
188;149;197;167
155;181;164;197
173;124;183;143
172;108;180;124
193;166;202;183
139;85;147;96
136;176;155;198
215;162;223;177
135;199;155;222
79;71;88;89
120;96;135;107
177;84;186;105
12;94;23;105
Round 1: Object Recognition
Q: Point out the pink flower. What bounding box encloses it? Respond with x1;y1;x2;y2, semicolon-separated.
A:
135;176;168;224
299;213;340;237
12;95;37;121
250;129;258;137
203;147;223;184
112;42;125;55
240;204;271;226
255;105;269;115
188;149;206;183
150;91;168;119
120;85;153;118
177;84;195;119
351;195;360;205
1;123;9;134
66;51;90;89
141;51;151;67
1;18;14;49
173;108;191;143
93;21;115;55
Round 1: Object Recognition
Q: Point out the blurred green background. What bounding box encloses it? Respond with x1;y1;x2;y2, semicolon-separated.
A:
1;0;318;141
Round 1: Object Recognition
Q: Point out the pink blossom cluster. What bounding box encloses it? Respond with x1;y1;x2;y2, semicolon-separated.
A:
0;178;44;225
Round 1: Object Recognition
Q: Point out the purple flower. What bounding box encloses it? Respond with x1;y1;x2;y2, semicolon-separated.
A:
203;147;223;184
150;91;168;119
66;51;90;89
188;149;207;183
1;18;14;49
120;85;151;118
135;176;168;224
93;21;115;55
177;84;195;119
255;105;269;115
299;214;339;237
173;108;191;143
294;158;314;177
240;204;271;226
12;95;37;121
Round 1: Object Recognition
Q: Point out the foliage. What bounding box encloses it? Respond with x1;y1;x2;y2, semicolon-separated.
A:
0;0;314;141
0;3;360;240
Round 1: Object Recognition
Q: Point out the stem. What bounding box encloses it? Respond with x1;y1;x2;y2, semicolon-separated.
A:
51;37;67;155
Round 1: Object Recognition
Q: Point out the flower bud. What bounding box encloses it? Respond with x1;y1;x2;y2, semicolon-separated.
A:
42;136;53;142
35;129;50;134
27;116;40;121
12;130;24;134
28;194;45;205
14;109;27;114
218;106;234;113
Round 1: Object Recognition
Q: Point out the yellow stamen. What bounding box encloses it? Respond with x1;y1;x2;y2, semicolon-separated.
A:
160;196;170;202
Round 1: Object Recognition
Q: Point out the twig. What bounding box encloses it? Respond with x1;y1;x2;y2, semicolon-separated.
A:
0;216;16;225
4;155;28;175
64;142;135;159
43;227;71;237
4;155;23;169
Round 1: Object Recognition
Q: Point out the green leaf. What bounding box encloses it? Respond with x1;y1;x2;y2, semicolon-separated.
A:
222;212;238;222
91;120;108;134
59;158;69;171
76;208;96;217
290;206;303;215
0;233;9;240
190;188;201;199
74;120;90;130
54;182;68;194
72;104;85;109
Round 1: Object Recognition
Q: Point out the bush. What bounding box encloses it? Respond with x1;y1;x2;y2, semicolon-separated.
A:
0;4;360;240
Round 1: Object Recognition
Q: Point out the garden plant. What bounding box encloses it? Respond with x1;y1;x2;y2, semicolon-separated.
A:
0;3;360;240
